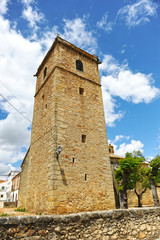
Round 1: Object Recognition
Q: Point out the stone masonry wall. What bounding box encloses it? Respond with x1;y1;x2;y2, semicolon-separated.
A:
19;36;115;214
1;208;160;240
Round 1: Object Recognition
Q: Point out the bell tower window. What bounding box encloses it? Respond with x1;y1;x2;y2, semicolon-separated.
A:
76;60;83;72
43;67;47;80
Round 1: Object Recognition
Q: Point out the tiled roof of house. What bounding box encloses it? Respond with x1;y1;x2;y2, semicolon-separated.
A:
0;180;6;183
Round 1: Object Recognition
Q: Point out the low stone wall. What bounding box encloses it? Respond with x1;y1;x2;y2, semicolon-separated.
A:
0;207;160;240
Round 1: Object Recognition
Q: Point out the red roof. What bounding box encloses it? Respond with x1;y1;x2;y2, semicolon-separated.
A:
0;180;6;183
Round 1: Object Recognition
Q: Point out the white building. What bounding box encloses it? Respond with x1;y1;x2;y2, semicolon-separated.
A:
10;172;21;205
6;171;20;202
0;181;8;202
0;171;20;203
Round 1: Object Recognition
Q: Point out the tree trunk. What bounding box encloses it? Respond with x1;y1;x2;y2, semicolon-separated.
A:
138;195;142;207
113;180;120;209
149;178;160;207
119;190;128;209
134;188;147;207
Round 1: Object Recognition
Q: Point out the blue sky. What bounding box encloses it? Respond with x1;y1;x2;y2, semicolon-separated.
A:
0;0;160;177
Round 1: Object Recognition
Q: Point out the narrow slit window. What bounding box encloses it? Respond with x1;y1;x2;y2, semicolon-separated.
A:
79;87;84;95
42;95;44;100
82;134;86;143
76;60;83;72
85;174;87;181
72;158;75;163
43;67;47;79
45;104;47;108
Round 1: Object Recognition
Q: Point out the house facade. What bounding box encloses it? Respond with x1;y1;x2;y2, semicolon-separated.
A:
0;171;20;205
0;180;7;202
11;172;21;206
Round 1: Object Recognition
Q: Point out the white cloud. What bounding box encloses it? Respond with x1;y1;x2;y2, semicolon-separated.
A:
113;139;144;157
39;26;58;50
112;135;130;143
0;12;44;171
120;44;127;54
117;0;158;28
0;163;16;178
0;0;9;15
99;55;128;76
35;17;97;54
62;18;97;53
21;0;35;5
100;54;160;126
102;86;124;127
100;55;160;104
21;0;45;37
97;13;113;32
22;5;44;28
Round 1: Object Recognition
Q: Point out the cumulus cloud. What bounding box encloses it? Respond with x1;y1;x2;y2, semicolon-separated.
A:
117;0;158;28
100;55;160;104
0;0;9;15
97;13;113;32
100;54;160;126
39;17;98;54
0;10;44;175
101;86;124;127
109;137;144;157
39;26;58;51
22;6;44;28
115;140;144;156
0;163;16;179
21;0;45;37
62;18;97;54
112;135;130;143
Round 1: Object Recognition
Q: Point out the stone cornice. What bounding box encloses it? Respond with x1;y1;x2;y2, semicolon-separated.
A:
34;65;101;97
34;35;101;77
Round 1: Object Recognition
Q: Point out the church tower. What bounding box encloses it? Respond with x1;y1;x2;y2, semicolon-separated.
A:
19;35;115;214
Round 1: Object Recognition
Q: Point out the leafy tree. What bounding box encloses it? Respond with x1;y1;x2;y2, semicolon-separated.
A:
114;152;143;209
148;155;160;207
134;166;150;207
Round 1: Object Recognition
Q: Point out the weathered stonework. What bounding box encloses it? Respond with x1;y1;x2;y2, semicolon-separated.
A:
1;208;160;239
19;35;115;214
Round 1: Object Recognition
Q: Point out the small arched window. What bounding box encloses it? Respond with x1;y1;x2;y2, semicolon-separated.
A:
76;60;83;72
43;67;47;79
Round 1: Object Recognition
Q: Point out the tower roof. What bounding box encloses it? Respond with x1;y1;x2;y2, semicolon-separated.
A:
34;34;101;77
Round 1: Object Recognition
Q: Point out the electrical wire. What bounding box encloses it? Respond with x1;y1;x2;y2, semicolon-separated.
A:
0;79;24;107
0;92;54;148
0;93;32;124
0;79;33;120
0;92;55;149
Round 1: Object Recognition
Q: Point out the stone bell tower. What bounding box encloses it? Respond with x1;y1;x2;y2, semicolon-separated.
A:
19;35;115;214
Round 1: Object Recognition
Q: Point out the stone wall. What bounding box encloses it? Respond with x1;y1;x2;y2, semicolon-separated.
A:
1;208;160;240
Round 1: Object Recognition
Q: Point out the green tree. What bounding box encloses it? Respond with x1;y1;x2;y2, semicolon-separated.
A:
114;152;143;209
148;155;160;207
134;166;150;207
